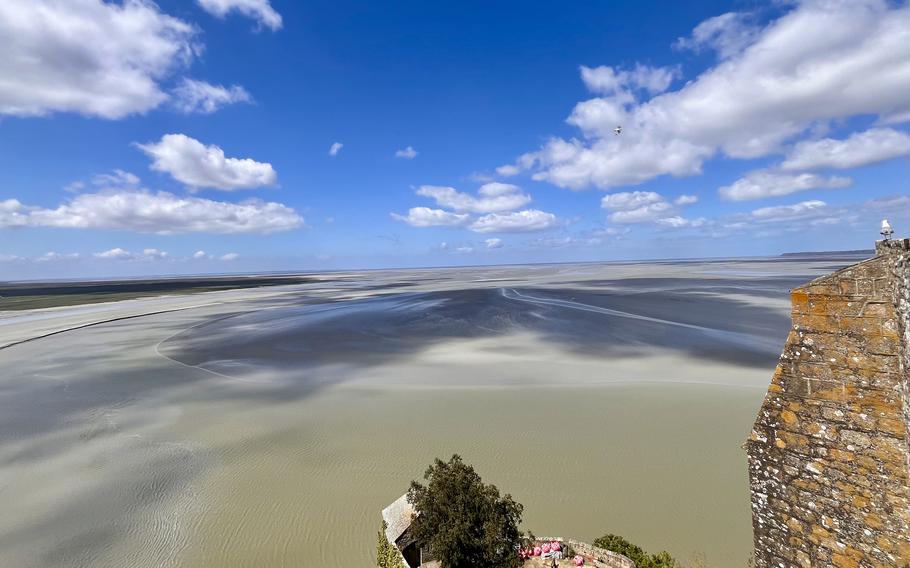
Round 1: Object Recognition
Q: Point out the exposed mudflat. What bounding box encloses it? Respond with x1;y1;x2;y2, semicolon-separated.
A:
0;255;863;567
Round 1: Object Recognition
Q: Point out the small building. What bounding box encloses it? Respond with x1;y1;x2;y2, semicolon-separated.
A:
381;494;439;568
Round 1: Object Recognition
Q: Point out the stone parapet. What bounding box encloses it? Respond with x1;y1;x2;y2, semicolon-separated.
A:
746;241;910;567
532;537;635;568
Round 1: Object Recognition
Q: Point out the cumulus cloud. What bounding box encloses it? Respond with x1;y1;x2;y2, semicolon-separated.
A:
0;0;198;119
36;252;81;262
748;200;830;223
193;250;209;259
674;194;699;205
416;184;531;213
581;64;679;96
391;207;470;227
609;202;674;224
196;0;282;31
137;133;278;190
171;78;251;114
469;210;558;233
95;248;133;260
92;169;141;188
329;142;343;156
395;146;418;159
503;1;910;191
781;128;910;171
0;199;31;228
394;183;558;233
1;190;302;234
674;12;760;59
600;191;664;211
655;216;707;228
485;238;504;249
719;171;852;201
599;190;701;225
220;252;239;261
93;248;168;261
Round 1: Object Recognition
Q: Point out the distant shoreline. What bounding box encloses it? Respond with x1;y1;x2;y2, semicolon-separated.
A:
0;275;314;311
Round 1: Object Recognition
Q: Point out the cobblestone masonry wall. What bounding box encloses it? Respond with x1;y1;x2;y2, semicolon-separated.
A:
746;239;910;568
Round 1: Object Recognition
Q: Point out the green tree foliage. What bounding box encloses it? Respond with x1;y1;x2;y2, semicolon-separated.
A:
376;521;405;568
407;454;524;568
593;534;680;568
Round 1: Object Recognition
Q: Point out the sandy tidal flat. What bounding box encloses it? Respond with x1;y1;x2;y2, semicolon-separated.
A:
0;256;862;567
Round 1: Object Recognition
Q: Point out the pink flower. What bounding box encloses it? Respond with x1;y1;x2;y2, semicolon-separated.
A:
541;543;552;553
533;546;542;556
573;554;585;566
551;541;562;552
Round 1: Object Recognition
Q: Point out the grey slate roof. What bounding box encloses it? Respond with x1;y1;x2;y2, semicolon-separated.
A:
381;493;415;546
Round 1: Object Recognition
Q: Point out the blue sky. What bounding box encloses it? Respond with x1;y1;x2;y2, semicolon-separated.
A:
1;0;909;279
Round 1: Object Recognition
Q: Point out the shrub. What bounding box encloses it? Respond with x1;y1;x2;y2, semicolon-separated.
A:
377;521;405;568
593;534;680;568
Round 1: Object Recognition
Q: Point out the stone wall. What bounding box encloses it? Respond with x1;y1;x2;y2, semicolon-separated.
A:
746;239;910;568
534;537;635;568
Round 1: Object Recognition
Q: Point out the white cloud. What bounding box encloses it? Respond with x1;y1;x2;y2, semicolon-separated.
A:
454;246;474;254
95;248;133;260
329;142;343;156
719;171;852;201
0;199;32;228
609;202;674;224
655;216;707;229
137;133;278;190
64;181;86;193
674;12;760;59
0;0;198;119
391;207;470;227
416;184;531;213
674;194;699;205
600;191;664;210
600;190;700;224
193;250;209;259
92;169;141;188
171;78;251;114
395;146;418;159
196;0;282;31
781;128;910;171
748;200;829;223
36;251;81;262
505;1;910;191
495;164;521;177
485;238;504;249
93;248;168;261
581;64;679;96
0;254;21;262
220;252;239;261
143;248;168;259
5;190;302;234
469;210;558;233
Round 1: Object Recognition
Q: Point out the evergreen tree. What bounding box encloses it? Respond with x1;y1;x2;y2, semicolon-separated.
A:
407;454;524;568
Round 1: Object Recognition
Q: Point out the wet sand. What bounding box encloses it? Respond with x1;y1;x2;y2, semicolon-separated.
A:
0;256;862;567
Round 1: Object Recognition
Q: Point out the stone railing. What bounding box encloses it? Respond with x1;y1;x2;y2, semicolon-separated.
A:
533;537;635;568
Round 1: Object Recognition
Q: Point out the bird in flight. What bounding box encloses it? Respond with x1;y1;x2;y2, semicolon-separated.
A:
613;126;622;136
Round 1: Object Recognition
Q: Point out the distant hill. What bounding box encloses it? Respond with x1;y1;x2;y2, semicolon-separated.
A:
780;249;873;258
